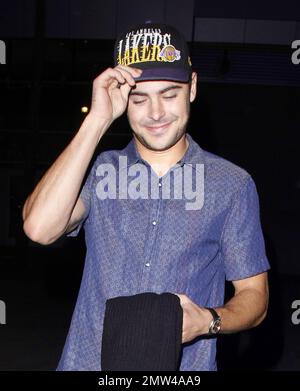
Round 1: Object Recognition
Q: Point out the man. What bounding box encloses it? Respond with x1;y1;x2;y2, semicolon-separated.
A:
22;22;270;371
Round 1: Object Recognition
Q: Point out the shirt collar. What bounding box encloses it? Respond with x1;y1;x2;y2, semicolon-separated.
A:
122;132;204;167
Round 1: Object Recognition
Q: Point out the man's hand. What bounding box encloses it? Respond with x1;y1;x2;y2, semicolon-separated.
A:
89;65;142;125
174;293;212;344
174;272;269;343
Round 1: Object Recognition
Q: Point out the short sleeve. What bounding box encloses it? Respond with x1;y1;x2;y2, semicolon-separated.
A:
221;175;270;280
66;162;95;237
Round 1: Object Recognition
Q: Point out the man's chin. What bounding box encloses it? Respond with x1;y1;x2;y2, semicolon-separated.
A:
133;128;186;152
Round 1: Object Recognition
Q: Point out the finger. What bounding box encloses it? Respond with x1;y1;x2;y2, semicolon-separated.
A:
94;67;126;88
109;78;120;90
173;293;183;306
117;65;143;78
116;68;136;87
175;293;190;306
119;81;134;102
109;69;126;86
115;65;143;86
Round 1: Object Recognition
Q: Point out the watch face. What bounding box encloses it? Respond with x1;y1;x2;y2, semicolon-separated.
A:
207;308;221;335
210;319;221;334
212;320;221;333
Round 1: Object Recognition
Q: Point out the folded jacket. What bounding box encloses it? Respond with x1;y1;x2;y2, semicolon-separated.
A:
101;292;183;371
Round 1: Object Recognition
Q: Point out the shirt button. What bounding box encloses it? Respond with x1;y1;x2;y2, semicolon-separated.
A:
152;221;157;226
145;262;150;267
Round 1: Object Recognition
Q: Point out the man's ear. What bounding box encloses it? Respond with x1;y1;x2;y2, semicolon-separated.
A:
189;72;197;103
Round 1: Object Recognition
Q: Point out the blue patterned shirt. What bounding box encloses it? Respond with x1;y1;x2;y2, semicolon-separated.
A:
57;132;270;371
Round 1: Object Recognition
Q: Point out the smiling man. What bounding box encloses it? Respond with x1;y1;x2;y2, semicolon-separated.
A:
127;80;194;177
22;22;270;371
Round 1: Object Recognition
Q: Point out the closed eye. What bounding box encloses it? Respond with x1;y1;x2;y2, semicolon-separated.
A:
132;94;177;105
132;99;146;105
163;95;177;99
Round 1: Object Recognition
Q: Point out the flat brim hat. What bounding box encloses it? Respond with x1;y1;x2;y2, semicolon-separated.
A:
114;22;192;82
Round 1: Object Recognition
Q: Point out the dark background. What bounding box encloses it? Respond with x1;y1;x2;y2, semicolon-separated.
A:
0;0;300;370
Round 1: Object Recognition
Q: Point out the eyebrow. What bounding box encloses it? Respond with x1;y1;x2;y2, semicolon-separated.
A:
129;85;183;97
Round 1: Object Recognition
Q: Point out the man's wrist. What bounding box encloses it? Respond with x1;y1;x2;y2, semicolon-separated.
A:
197;307;217;336
84;112;112;140
206;307;222;335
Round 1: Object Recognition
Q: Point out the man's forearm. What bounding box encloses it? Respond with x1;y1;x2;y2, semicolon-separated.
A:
215;287;269;334
23;114;110;243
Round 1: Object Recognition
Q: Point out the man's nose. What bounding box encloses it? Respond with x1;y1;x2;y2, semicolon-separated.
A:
148;98;166;121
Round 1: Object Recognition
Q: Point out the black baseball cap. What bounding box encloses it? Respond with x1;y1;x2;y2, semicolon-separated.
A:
114;22;192;82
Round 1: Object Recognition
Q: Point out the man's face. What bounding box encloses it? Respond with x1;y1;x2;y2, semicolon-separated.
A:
127;72;197;152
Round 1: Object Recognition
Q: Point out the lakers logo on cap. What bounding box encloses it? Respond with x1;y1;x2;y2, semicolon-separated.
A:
159;45;181;62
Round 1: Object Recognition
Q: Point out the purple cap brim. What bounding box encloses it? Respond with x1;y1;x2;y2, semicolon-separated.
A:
133;67;191;83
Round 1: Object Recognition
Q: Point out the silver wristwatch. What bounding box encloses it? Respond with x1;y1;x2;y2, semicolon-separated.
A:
206;307;221;335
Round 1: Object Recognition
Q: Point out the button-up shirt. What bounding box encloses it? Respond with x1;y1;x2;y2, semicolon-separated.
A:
57;132;270;371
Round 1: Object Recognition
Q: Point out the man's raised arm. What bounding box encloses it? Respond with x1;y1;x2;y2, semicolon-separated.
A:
22;66;142;245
